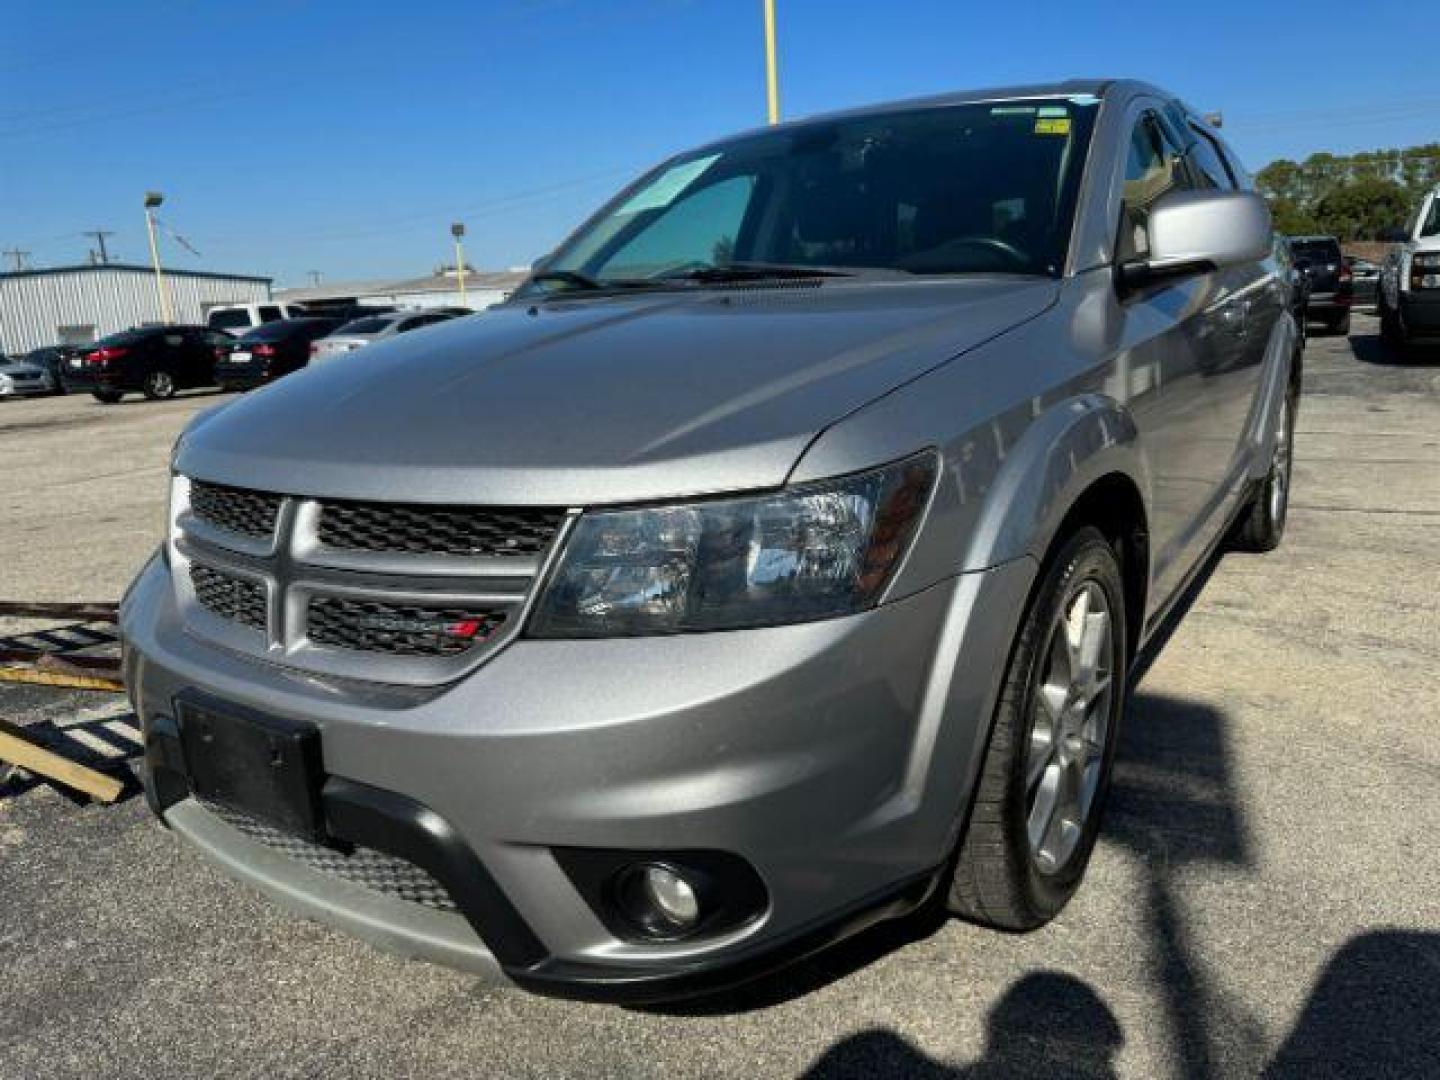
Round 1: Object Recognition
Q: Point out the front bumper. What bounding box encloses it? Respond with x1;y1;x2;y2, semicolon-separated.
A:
121;551;1033;1001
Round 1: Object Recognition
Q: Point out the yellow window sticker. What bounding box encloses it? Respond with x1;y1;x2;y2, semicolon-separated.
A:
1034;117;1071;136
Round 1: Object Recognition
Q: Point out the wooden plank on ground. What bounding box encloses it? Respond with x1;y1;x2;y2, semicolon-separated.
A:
0;716;125;803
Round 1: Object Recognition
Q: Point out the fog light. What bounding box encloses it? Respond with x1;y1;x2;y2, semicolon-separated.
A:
617;862;702;936
643;865;699;926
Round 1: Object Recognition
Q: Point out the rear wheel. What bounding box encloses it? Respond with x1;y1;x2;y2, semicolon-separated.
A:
1232;381;1296;553
142;370;176;400
91;390;123;404
947;527;1127;931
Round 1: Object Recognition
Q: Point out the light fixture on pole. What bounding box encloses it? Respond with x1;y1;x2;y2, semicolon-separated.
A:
451;221;468;308
143;191;174;324
762;0;780;125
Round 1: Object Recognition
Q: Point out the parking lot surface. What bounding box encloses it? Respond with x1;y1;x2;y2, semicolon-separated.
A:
2;318;1437;1078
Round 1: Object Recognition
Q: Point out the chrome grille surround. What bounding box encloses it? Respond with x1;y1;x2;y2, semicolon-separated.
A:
168;475;575;686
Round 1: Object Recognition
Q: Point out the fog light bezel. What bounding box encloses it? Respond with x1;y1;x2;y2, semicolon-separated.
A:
553;847;769;943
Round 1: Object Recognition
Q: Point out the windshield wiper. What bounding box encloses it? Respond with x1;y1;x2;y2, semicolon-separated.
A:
659;261;855;283
528;270;671;295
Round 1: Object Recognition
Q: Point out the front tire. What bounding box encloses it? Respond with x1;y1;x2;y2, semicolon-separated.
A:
92;390;123;404
947;527;1127;931
1380;295;1408;354
1231;380;1296;552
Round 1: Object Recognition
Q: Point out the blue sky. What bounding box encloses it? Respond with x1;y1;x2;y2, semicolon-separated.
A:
3;0;1435;286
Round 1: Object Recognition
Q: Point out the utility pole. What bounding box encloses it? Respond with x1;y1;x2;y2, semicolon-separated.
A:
308;270;322;286
451;222;468;308
143;191;174;324
762;0;780;125
83;229;115;264
2;249;31;272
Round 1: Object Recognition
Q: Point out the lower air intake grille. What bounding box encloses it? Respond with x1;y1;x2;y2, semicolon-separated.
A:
191;565;267;631
199;799;457;912
307;596;505;657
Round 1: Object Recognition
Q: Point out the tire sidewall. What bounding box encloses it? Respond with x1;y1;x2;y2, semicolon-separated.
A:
1005;528;1128;918
144;370;176;399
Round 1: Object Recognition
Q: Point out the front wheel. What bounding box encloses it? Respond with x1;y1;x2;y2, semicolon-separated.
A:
142;370;176;400
1379;295;1407;353
1231;381;1296;553
947;526;1127;931
92;390;123;404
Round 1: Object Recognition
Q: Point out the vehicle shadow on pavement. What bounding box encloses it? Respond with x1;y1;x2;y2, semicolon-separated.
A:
802;971;1125;1078
1349;329;1440;367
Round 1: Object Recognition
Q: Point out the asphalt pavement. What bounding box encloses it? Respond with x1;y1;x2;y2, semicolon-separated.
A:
2;316;1437;1079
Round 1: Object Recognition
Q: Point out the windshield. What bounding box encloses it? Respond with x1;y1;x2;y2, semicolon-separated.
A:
540;98;1097;288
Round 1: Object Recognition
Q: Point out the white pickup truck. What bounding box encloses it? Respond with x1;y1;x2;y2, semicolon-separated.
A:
1377;186;1440;353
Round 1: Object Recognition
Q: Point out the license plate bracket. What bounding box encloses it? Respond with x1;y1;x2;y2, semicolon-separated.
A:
177;693;325;841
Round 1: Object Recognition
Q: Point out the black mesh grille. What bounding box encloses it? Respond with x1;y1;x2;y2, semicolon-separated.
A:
199;799;457;912
189;481;282;540
316;499;564;558
307;597;505;657
191;565;267;631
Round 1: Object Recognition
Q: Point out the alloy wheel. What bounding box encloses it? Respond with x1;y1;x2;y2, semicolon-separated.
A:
1026;580;1114;875
1268;393;1292;524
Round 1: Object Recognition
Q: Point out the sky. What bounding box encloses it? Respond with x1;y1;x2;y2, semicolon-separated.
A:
3;0;1436;287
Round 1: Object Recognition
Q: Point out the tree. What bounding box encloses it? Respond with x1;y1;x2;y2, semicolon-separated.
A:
1269;197;1321;236
1312;178;1411;240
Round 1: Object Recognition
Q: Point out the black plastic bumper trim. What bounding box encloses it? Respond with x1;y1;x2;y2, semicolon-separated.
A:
507;867;941;1004
320;776;547;969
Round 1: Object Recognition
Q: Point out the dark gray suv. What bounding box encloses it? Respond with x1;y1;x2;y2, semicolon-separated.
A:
122;79;1298;1003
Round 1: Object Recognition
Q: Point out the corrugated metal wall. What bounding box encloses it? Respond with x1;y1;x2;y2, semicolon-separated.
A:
0;267;271;354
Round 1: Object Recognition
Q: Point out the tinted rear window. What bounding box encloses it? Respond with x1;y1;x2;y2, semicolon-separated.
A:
208;309;253;330
1292;240;1341;261
95;328;155;347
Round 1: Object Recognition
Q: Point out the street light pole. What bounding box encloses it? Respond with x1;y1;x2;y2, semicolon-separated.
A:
451;222;468;308
763;0;780;125
143;192;174;324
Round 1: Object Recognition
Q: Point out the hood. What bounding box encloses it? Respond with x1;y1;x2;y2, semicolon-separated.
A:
178;278;1056;505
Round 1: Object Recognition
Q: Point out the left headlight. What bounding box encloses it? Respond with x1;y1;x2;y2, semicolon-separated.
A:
529;451;938;638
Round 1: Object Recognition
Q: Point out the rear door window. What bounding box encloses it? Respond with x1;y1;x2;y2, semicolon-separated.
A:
208;309;252;331
258;305;283;323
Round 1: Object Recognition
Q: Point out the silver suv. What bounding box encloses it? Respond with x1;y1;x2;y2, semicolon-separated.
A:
121;79;1298;1003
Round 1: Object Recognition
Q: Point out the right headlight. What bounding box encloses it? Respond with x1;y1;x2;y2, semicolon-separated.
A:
529;451;938;638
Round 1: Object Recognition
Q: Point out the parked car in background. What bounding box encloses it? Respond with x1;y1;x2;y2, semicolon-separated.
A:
1378;185;1440;356
1277;237;1310;349
125;80;1299;1002
1343;255;1379;309
309;309;459;362
206;302;307;337
214;317;347;391
1289;236;1352;334
21;344;81;394
63;325;234;402
0;355;55;397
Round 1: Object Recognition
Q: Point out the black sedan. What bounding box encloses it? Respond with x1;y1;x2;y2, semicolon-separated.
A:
214;316;347;391
64;325;235;402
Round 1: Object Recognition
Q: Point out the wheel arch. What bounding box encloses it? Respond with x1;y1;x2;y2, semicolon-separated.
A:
960;394;1151;658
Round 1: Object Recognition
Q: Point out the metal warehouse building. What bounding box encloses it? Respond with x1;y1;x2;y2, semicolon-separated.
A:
0;264;272;355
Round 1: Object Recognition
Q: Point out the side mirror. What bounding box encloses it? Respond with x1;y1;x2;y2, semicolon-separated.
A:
1119;190;1272;290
